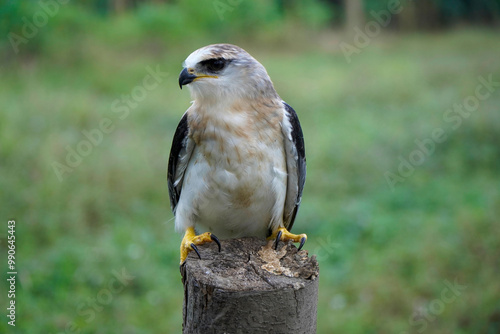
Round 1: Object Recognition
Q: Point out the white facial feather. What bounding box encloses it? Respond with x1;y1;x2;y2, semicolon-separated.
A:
182;44;279;103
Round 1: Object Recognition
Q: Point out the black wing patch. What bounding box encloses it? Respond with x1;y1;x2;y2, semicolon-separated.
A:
283;102;306;231
167;112;190;213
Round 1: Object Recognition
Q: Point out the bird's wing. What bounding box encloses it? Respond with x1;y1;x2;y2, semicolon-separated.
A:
282;102;306;231
167;112;195;213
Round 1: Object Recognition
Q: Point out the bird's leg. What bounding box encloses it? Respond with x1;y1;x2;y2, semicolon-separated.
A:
268;227;307;251
180;227;221;264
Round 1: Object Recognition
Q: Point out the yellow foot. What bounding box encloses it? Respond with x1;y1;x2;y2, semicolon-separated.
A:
180;227;221;264
268;227;307;251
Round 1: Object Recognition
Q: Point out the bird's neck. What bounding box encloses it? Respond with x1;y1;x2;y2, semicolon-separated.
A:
192;95;281;116
190;81;280;109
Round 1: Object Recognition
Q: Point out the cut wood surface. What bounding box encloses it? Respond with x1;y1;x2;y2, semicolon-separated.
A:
181;237;319;334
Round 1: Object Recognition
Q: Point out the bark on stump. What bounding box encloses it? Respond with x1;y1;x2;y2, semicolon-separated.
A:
181;237;319;334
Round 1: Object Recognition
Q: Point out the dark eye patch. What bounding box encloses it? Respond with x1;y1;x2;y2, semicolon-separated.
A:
200;58;229;73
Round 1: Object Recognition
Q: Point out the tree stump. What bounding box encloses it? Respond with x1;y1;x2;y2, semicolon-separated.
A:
180;237;319;334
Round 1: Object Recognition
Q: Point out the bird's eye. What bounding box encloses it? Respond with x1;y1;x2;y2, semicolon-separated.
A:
204;58;226;72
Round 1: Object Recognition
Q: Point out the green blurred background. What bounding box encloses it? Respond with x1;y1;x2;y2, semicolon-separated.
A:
1;0;500;333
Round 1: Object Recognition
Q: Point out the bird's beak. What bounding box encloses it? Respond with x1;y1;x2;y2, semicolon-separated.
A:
179;68;198;89
178;67;218;89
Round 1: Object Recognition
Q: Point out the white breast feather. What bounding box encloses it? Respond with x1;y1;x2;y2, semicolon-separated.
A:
174;104;288;239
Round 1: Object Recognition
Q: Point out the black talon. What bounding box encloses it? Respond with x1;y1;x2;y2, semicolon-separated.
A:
191;243;201;259
211;234;221;252
274;230;283;250
298;236;306;251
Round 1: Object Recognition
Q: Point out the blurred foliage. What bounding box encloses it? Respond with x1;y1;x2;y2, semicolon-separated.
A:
1;1;500;333
362;0;500;30
3;0;500;60
0;0;333;59
362;0;500;19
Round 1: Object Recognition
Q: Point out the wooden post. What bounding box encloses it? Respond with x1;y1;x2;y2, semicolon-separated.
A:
181;237;319;334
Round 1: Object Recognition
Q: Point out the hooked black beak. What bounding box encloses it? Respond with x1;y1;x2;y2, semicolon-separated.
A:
178;68;197;89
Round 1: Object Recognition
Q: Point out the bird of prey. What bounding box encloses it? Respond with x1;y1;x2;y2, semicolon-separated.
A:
168;44;306;264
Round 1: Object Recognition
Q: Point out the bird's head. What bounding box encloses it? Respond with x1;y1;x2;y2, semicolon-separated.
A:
179;44;278;102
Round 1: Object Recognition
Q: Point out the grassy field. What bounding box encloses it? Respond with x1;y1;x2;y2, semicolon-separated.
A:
1;28;500;333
